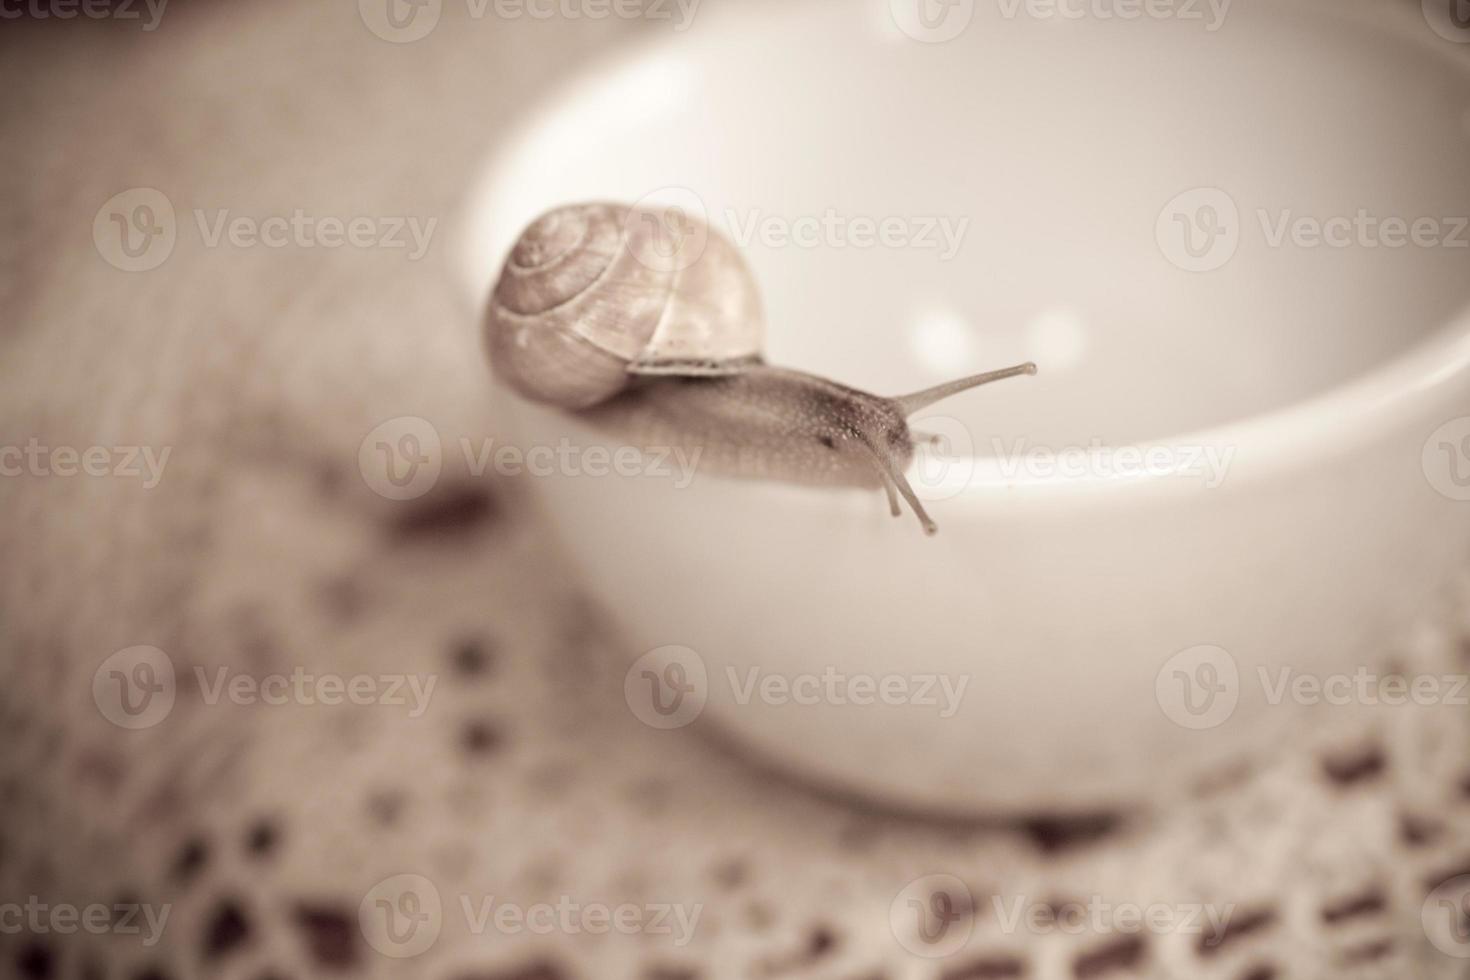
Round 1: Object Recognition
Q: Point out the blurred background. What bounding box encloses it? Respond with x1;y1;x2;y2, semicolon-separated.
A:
3;1;1470;978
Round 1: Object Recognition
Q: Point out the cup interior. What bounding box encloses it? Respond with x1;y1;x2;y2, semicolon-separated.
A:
459;0;1470;451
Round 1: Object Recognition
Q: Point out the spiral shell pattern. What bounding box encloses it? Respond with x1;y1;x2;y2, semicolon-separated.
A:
487;202;764;409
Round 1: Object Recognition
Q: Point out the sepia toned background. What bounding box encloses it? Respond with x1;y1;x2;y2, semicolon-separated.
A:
4;1;1470;978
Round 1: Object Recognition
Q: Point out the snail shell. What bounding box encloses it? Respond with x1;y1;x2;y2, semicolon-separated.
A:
487;202;765;410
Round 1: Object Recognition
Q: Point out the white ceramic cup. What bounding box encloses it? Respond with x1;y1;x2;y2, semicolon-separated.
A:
458;0;1470;813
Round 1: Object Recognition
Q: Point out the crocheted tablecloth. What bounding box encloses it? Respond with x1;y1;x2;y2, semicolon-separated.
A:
2;4;1469;978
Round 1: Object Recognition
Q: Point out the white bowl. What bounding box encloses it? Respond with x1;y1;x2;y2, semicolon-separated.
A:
459;0;1470;813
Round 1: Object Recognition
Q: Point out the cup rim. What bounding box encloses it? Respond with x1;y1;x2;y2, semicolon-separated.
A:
921;307;1470;498
461;0;1470;500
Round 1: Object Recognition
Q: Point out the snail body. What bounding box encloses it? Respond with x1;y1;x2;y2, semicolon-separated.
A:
486;202;1035;535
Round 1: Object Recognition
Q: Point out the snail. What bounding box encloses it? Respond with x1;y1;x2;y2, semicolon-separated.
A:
486;202;1036;535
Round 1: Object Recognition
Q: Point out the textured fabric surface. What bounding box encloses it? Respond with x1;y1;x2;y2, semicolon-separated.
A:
3;4;1470;979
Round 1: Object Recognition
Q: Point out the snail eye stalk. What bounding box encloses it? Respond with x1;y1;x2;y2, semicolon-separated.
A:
893;362;1037;416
